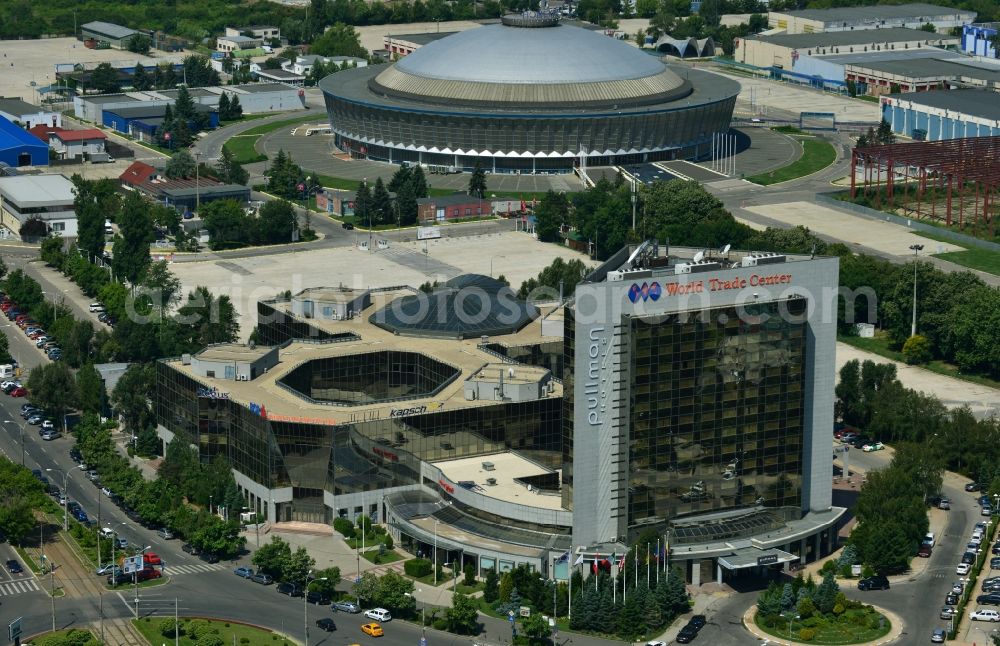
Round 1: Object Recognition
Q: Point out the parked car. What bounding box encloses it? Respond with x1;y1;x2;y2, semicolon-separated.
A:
157;528;174;540
41;430;62;441
95;563;119;576
181;543;200;555
137;567;162;582
862;442;885;452
857;575;890;591
967;482;984;492
277;582;301;596
991;557;1000;569
115;537;128;549
307;591;330;605
958;563;972;575
365;608;392;622
675;626;699;644
10;387;27;397
953;581;965;595
941;606;956;620
142;552;162;566
918;545;933;558
963;552;977;565
931;628;946;643
342;222;354;230
977;594;1000;605
332;600;361;613
945;592;959;605
251;573;273;585
361;623;383;637
971;609;1000;622
89;303;105;313
315;618;337;632
234;566;254;579
984;506;994;517
107;572;132;585
840;432;858;444
200;552;220;564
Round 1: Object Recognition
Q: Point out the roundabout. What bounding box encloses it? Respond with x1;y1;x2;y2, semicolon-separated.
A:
743;602;903;645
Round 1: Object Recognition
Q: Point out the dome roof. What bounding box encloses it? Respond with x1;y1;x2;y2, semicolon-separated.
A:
369;274;538;338
371;23;691;109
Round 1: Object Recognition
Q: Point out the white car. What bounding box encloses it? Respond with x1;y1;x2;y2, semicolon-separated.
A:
364;608;392;622
100;487;112;497
958;563;972;575
41;420;54;431
862;442;884;452
970;608;1000;622
924;532;936;547
88;303;105;313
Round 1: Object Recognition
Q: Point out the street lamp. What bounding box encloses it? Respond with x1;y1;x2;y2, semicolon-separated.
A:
444;561;458;593
433;519;439;585
304;570;327;646
134;544;152;618
47;465;84;531
490;255;506;278
106;521;128;586
909;244;923;337
195;151;202;213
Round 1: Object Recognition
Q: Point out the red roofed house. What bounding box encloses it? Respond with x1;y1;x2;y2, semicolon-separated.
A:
119;161;159;191
48;129;107;160
27;124;66;141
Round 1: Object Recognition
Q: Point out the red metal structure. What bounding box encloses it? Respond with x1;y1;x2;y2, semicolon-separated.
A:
850;136;1000;237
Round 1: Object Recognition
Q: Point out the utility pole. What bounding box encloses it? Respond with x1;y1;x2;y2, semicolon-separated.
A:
175;598;179;646
909;244;923;337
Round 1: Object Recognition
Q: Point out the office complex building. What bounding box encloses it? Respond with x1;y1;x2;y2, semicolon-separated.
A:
156;247;844;583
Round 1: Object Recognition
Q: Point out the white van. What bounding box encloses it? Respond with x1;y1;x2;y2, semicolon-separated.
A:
364;608;392;622
0;364;13;378
104;220;113;235
89;303;105;313
99;526;116;539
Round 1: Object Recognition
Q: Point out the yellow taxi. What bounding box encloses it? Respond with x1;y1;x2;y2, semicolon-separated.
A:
361;623;384;637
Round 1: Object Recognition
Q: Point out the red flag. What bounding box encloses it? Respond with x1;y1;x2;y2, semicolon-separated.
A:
520;199;526;214
591;561;598;574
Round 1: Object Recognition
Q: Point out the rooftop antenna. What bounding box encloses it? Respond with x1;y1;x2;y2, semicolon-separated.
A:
693;251;704;263
721;243;731;257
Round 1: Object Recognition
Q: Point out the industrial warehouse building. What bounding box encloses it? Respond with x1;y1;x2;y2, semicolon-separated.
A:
882;90;1000;140
0;174;76;236
735;27;957;70
155;244;844;584
0;98;62;130
323;13;738;174
963;23;999;58
767;3;976;35
845;57;1000;95
0;116;49;167
74;83;305;125
80;21;138;49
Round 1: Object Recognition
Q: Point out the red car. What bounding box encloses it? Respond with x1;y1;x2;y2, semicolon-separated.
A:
137;567;162;582
142;552;162;566
9;387;27;397
28;330;45;339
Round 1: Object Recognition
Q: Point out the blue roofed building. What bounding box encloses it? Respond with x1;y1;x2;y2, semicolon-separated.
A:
0;116;48;167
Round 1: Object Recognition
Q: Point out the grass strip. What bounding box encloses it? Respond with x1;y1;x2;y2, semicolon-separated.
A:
747;138;837;185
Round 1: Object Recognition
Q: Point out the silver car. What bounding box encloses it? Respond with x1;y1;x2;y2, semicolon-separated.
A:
332;600;361;613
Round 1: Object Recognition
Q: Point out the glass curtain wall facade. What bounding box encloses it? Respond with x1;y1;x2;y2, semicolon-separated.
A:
626;299;807;540
156;359;562;522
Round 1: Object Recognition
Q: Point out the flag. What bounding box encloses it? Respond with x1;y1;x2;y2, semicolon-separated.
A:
591;561;598;574
617;554;625;570
555;551;570;564
573;554;584;566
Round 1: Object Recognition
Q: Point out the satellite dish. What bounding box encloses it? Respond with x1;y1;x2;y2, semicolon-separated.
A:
722;244;731;255
693;251;704;263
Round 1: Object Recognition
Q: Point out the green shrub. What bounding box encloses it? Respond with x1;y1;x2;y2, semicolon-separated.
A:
159;617;180;637
798;627;816;641
433;618;448;630
404;558;433;578
383;534;394;549
241;639;250;645
820;560;836;574
832;603;845;615
802;616;819;628
902;334;932;364
333;517;356;538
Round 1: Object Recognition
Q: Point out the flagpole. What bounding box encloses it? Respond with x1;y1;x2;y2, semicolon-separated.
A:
634;546;638;589
613;559;617;605
656;538;660;584
646;543;650;588
568;550;573;621
665;530;670;583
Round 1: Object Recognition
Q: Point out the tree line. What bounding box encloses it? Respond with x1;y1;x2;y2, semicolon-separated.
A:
534;177;1000;380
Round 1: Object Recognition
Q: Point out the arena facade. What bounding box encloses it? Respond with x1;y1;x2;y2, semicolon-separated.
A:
320;14;741;174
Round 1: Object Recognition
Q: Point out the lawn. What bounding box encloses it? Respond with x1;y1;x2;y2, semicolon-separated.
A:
133;617;295;646
747;138;837;185
456;581;484;595
361;549;404;565
240;114;322;137
912;231;1000;275
224;135;268;164
755;608;891;645
838;332;1000;389
30;629;100;646
14;545;42;573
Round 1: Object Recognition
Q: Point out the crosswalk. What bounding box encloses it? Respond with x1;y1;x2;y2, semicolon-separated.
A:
0;579;41;596
163;563;226;576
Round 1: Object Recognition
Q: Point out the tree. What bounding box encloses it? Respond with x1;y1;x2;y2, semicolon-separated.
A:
354;180;372;226
310;22;367;58
370;177;391;225
520;613;551;644
26;362;79;427
90;62;121;94
229;94;243;119
308;566;342;597
201;200;252;249
286;546;316;586
132;63;150;91
218;92;231;121
111;363;156;437
410;165;428;199
256;200;298;244
902;334;932;364
468;161;487;199
846;78;858;98
446;593;480;634
0;332;9;364
814;571;839;614
176;286;240;347
165;150;196;179
112;191;154;286
534;190;569;242
920;22;936;32
141;260;182;313
126;33;152;55
463;561;476;586
253;536;293;578
483;568;499;603
875;119;896;146
76;363;104;415
517;257;589;300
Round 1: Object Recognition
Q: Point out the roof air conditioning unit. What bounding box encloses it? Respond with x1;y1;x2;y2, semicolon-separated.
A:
482;461;495;471
485;477;498;486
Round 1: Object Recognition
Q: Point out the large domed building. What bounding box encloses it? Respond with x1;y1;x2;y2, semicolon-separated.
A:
320;14;740;174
